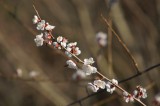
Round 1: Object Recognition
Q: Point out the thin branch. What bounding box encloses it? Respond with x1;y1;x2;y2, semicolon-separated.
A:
101;14;140;74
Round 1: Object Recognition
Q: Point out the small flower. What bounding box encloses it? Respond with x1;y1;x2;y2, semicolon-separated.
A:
34;33;44;46
65;42;81;57
67;42;77;47
94;80;106;89
36;20;46;30
133;86;147;99
72;69;86;80
32;15;40;24
53;42;61;49
57;36;68;48
45;22;55;30
88;83;99;92
84;57;95;65
66;60;78;70
96;32;107;47
105;79;118;94
82;65;97;75
111;79;118;85
123;91;134;103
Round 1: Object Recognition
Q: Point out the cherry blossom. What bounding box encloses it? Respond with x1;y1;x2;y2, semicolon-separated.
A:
65;42;81;57
45;22;55;30
93;80;106;89
123;91;134;103
133;86;147;99
29;71;39;78
96;32;107;47
32;15;40;24
34;33;44;46
84;57;95;65
88;83;99;92
105;79;118;94
66;60;78;70
53;42;61;49
57;36;68;48
36;20;46;30
82;65;97;75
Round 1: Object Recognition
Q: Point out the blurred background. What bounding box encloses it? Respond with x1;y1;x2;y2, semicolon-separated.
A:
0;0;160;106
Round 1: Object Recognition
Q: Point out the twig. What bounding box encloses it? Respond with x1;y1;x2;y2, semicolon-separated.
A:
101;14;140;74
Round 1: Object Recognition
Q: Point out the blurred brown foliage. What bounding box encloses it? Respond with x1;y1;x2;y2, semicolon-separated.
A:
0;0;160;106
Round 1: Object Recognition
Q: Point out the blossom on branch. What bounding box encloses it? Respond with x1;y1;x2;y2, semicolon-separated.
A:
82;65;97;75
36;20;46;30
105;79;118;94
66;60;78;70
65;42;81;57
133;86;147;99
34;33;44;46
123;91;134;103
84;57;95;65
94;79;106;89
45;22;55;30
88;83;99;92
32;15;40;24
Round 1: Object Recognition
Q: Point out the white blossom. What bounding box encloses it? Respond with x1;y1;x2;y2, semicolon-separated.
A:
53;42;61;49
88;83;99;92
34;33;44;46
111;79;118;85
133;86;147;99
57;36;63;43
32;15;39;24
105;79;118;94
123;91;134;103
84;57;94;65
57;36;68;48
82;65;97;75
94;80;106;89
96;32;107;47
36;20;45;30
72;69;86;80
67;42;77;47
66;60;77;69
45;22;55;30
74;47;81;55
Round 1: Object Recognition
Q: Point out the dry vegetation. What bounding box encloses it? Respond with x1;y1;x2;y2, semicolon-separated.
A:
0;0;160;106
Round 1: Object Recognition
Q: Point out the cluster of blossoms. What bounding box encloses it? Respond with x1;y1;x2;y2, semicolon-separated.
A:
87;79;118;93
33;15;81;57
122;86;147;103
32;14;147;105
66;58;97;80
